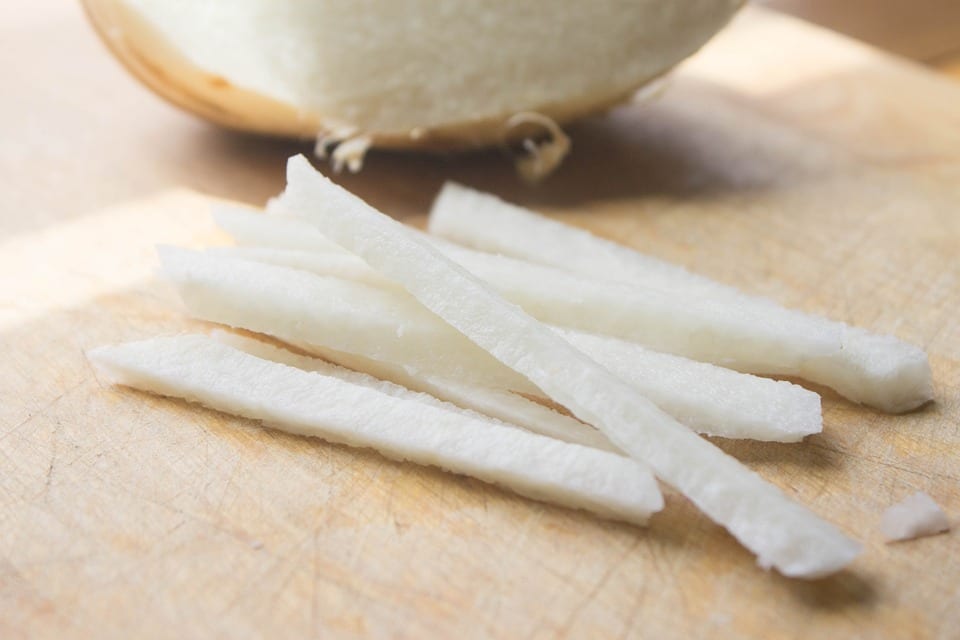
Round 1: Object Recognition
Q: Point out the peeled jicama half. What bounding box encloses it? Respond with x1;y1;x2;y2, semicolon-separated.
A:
82;0;743;167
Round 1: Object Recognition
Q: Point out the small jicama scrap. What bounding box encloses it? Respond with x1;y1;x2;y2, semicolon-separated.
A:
215;331;617;453
428;182;934;414
274;155;861;578
88;334;663;525
162;247;821;443
880;492;950;542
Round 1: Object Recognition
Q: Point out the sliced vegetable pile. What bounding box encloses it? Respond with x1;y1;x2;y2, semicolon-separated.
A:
89;156;934;579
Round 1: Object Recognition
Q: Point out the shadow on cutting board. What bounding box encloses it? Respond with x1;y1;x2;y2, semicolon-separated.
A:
181;76;848;222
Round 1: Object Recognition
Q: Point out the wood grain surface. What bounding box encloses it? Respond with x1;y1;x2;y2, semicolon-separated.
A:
2;3;958;639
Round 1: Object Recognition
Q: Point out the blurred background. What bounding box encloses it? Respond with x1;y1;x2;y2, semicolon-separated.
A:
763;0;960;70
3;0;960;238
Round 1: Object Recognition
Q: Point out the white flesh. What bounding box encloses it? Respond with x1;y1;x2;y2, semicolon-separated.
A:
159;246;540;395
215;331;617;453
278;154;861;578
207;246;391;289
89;335;663;524
123;0;741;135
557;329;820;442
880;492;950;542
417;241;840;377
167;247;821;442
428;182;933;413
212;205;346;253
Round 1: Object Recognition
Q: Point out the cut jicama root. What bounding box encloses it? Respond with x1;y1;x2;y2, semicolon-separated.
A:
557;329;820;442
159;246;540;395
428;182;933;413
215;331;618;453
89;334;663;525
212;205;346;253
274;155;861;579
207;246;394;290
880;492;950;542
313;347;618;453
164;247;821;443
218;204;843;414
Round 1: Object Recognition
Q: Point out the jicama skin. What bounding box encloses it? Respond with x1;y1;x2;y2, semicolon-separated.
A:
215;331;617;452
428;182;933;414
88;335;663;525
167;247;821;442
278;154;861;578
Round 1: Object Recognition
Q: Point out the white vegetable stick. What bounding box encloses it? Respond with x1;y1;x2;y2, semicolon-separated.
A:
220;242;823;441
212;204;345;253
214;206;844;415
429;182;728;297
880;492;950;542
278;154;861;578
206;246;394;289
159;246;541;396
393;243;836;384
212;330;616;452
428;182;933;414
300;344;618;453
165;247;821;442
88;335;663;525
557;329;820;442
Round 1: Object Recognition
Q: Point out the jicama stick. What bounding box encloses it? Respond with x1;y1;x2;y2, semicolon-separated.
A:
261;244;822;440
277;154;861;578
211;218;836;416
207;246;394;289
212;205;345;253
215;331;617;452
159;246;539;395
88;335;663;524
427;183;933;413
557;329;820;442
164;248;821;442
214;202;890;417
429;182;725;296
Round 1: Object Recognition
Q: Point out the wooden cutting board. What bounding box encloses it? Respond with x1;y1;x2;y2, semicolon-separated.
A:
1;4;958;639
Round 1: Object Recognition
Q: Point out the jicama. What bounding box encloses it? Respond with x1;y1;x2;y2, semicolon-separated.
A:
880;492;950;542
163;247;822;442
84;0;741;163
428;182;933;413
216;205;845;409
207;246;391;289
212;206;346;253
159;246;540;395
215;331;617;452
213;244;821;441
89;335;664;524
275;155;861;578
